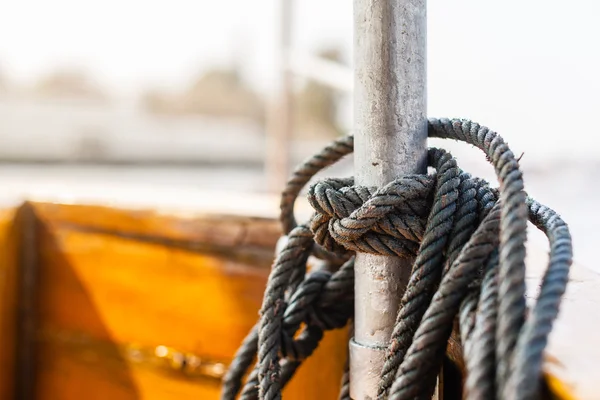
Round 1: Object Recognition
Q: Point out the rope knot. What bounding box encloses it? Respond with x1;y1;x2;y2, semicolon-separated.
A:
307;175;435;258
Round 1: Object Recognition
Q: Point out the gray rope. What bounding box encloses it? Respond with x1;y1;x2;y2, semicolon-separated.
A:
377;148;462;398
222;257;355;400
221;325;258;400
221;118;573;400
509;198;572;400
429;119;529;399
464;249;500;400
388;203;502;399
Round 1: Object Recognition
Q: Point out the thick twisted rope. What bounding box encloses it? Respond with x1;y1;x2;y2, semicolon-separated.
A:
221;118;572;400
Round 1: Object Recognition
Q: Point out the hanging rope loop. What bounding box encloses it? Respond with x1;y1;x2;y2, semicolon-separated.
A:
221;118;573;400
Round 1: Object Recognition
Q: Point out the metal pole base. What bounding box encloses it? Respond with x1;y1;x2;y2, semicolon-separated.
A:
349;338;386;400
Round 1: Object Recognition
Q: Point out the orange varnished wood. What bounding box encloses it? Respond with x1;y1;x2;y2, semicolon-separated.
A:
36;227;269;361
30;202;347;399
36;342;223;400
35;325;348;400
32;202;282;251
0;208;18;399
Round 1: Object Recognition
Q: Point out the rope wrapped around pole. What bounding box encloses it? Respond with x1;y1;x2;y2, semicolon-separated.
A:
221;118;573;400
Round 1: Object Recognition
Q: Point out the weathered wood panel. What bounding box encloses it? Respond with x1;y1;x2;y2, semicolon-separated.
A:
30;202;347;400
32;202;283;252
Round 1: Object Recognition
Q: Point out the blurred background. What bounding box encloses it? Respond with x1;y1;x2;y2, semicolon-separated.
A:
0;0;598;268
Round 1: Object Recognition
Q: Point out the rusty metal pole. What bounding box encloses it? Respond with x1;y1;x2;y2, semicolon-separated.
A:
265;0;293;193
350;1;428;399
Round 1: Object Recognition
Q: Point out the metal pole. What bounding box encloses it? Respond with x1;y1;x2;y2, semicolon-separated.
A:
350;1;427;399
265;0;293;193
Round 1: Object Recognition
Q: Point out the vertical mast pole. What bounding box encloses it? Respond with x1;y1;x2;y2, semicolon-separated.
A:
266;0;293;193
350;1;428;398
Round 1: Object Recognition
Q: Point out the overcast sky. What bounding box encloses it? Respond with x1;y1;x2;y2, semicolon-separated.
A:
0;0;351;93
1;0;599;156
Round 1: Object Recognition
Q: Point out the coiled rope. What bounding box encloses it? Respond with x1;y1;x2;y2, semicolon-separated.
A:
221;118;572;400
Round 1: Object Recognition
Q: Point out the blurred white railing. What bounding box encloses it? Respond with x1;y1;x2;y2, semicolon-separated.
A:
285;50;353;93
264;0;353;192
